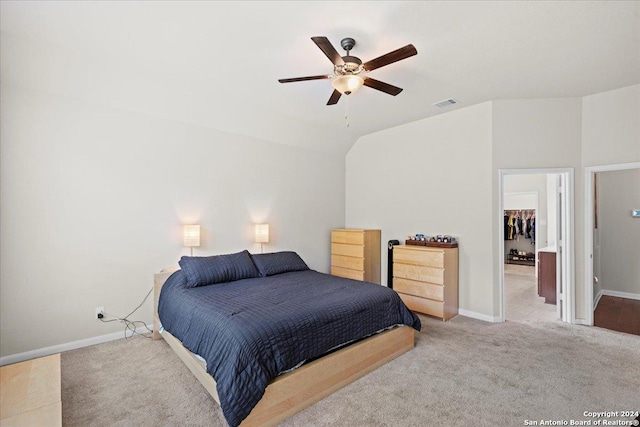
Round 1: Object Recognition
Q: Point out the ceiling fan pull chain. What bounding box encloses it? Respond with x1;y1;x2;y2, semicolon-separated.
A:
345;96;350;127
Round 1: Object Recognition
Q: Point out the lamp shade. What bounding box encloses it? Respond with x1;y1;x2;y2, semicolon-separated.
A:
331;75;364;95
254;224;269;243
183;225;200;247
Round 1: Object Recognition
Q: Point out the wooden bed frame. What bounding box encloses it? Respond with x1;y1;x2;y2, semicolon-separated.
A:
153;269;415;427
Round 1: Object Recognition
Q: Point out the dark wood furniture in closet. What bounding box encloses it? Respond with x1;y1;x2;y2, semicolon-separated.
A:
538;249;556;305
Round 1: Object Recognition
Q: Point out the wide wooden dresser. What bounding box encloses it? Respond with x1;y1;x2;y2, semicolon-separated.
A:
393;245;459;321
330;229;381;284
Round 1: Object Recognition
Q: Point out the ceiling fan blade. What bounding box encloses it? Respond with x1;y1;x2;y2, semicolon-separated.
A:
327;89;342;105
363;77;403;96
363;44;417;71
311;36;345;66
278;75;331;83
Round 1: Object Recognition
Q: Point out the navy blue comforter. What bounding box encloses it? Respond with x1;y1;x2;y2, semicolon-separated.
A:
158;269;420;426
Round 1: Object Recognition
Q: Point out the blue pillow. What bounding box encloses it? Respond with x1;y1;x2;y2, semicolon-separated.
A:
178;250;259;288
251;251;309;277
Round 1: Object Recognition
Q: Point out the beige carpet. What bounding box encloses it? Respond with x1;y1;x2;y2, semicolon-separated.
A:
61;315;640;426
504;264;557;322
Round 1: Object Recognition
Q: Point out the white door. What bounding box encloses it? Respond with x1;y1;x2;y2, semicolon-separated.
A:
556;173;570;322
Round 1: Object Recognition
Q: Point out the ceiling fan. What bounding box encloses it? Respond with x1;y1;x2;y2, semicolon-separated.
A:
278;37;417;105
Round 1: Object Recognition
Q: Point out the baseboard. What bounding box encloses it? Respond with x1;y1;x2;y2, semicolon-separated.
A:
600;289;640;301
0;325;153;367
593;288;640;312
458;309;501;323
593;289;604;310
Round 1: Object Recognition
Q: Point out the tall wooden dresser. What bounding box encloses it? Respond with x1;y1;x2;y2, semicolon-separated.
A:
393;245;459;321
330;229;381;284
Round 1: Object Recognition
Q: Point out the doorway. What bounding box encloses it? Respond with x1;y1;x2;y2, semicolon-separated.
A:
498;168;575;324
503;188;554;322
584;162;640;330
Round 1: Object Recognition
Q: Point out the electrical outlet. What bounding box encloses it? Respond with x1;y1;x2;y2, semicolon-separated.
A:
95;307;104;319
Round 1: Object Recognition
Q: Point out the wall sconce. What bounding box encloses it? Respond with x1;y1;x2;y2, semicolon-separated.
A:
254;224;269;253
183;225;200;256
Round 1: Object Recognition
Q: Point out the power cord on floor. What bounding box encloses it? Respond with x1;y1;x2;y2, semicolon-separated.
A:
99;287;154;339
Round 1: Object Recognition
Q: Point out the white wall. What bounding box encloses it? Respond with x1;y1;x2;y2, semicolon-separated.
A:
491;88;639;321
0;84;345;357
492;98;583;318
596;168;640;297
346;98;583;321
582;85;640;166
582;83;640;311
346;102;494;319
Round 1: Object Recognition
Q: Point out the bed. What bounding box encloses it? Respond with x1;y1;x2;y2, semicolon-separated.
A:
153;250;420;426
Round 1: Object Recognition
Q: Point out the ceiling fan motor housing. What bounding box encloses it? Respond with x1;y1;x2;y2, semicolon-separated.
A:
337;38;363;76
336;55;363;76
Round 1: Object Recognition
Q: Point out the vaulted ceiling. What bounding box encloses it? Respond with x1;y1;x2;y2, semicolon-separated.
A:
1;1;638;155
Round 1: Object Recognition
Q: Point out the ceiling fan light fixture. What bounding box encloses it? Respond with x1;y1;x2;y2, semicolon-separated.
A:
331;75;364;95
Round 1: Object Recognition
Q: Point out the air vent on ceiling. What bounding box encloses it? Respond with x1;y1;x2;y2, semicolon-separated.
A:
434;98;459;108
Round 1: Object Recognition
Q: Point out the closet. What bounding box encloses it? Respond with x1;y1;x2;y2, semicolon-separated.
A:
502;175;562;323
504;209;536;266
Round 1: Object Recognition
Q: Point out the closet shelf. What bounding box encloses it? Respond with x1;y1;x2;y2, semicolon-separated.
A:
505;253;535;266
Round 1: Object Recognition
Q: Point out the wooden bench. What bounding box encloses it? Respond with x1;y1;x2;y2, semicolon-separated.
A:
0;354;61;427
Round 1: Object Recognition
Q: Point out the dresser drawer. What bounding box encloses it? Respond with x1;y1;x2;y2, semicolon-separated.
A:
394;248;444;268
331;254;364;271
331;230;365;245
397;292;444;318
331;266;365;281
393;278;444;302
331;243;364;258
393;263;444;285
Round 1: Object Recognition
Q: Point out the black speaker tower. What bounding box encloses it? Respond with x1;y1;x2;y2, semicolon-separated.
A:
387;240;400;289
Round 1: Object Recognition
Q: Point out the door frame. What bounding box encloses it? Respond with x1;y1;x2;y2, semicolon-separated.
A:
498;168;575;323
583;162;640;325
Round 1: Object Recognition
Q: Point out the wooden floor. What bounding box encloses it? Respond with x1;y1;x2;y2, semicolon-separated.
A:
594;295;640;336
